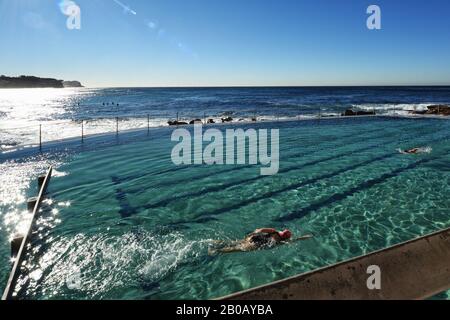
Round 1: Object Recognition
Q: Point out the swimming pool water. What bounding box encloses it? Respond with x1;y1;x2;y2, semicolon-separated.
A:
2;117;450;299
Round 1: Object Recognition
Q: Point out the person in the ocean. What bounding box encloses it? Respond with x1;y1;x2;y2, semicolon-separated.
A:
403;148;420;154
209;228;312;255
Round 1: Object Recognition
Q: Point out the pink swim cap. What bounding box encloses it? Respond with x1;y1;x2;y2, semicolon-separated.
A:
279;229;292;240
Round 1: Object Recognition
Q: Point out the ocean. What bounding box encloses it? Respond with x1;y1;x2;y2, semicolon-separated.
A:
1;86;450;149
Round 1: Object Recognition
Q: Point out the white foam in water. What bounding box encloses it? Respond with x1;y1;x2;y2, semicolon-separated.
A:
418;146;433;154
20;230;210;298
52;169;69;177
354;103;432;116
139;234;206;282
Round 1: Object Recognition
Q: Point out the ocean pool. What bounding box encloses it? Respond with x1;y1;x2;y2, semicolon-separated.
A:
1;116;450;299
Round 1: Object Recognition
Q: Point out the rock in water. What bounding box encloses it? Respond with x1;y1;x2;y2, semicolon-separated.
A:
168;120;188;126
342;109;375;116
426;105;450;115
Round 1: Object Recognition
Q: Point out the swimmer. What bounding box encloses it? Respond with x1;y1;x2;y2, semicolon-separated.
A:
403;148;420;154
398;147;432;155
208;228;313;255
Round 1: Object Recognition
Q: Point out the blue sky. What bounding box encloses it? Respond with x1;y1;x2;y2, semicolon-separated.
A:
0;0;449;87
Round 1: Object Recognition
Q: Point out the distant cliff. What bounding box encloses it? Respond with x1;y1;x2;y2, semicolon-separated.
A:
0;75;83;88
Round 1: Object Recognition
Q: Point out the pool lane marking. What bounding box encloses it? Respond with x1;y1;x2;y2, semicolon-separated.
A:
142;144;389;211
134;124;441;213
111;175;138;218
124;121;425;195
73;121;435;220
114;120;420;188
276;149;450;223
159;131;450;225
163;153;401;226
120;119;432;198
210;131;450;222
151;122;421;189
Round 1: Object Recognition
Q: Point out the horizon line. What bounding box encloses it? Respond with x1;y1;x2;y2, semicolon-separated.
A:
85;84;450;89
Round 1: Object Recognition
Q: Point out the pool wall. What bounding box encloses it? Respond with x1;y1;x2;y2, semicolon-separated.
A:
221;227;450;300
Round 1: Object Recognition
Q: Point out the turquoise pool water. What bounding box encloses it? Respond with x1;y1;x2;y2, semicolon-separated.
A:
3;117;450;299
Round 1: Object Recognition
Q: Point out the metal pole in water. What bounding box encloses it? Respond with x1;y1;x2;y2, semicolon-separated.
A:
39;124;42;150
81;120;84;143
116;117;119;135
147;114;150;134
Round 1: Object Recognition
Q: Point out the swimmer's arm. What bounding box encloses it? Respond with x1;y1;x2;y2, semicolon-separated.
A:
254;228;277;234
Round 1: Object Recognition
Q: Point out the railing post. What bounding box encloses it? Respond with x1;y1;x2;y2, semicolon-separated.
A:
147;114;150;134
116;117;119;135
204;112;206;124
81;120;84;143
39;124;42;150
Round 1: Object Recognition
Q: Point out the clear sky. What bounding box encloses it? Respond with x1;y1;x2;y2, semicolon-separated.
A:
0;0;449;87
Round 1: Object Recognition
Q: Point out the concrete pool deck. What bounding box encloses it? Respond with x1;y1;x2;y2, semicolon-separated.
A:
220;226;450;300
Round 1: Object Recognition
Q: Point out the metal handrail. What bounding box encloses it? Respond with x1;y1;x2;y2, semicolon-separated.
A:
2;166;53;300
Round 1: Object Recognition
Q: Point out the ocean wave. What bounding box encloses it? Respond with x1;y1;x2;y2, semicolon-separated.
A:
353;103;432;112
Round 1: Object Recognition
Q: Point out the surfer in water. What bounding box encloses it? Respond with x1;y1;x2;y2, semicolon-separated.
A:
208;228;312;255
